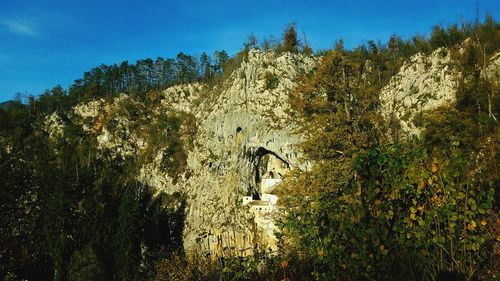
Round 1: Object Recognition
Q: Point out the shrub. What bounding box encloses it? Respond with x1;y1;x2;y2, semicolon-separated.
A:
69;245;103;281
264;72;280;91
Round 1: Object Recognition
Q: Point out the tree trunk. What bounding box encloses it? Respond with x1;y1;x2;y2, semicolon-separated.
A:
342;66;351;120
476;36;496;121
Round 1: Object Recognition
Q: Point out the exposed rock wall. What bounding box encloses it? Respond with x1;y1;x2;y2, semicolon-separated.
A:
484;52;500;82
380;48;500;137
139;50;316;255
52;50;316;256
44;46;496;256
379;47;459;136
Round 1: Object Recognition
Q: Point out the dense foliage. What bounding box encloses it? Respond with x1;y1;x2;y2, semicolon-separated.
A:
68;51;231;102
0;110;187;280
277;16;499;281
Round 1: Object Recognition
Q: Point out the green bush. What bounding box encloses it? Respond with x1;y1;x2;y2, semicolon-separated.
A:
69;245;103;281
264;72;280;90
278;138;496;280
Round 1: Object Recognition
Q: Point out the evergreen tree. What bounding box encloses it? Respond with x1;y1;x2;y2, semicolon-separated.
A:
282;23;299;53
213;50;229;74
200;52;212;81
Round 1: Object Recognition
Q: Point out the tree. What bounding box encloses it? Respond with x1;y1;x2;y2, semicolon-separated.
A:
244;33;258;50
113;183;145;281
176;52;199;83
302;31;313;55
301;51;357;120
200;52;212;81
213;50;229;74
283;23;299;53
162;58;177;87
280;47;386;279
334;39;344;52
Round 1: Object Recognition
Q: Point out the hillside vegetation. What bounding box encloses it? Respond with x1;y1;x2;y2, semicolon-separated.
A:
1;18;499;281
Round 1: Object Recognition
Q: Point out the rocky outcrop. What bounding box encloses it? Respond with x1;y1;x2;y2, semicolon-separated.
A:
45;49;316;256
483;52;500;87
139;49;316;255
44;112;65;141
380;45;500;137
379;47;459;136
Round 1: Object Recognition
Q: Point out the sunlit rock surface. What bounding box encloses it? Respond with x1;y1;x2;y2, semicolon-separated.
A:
44;47;497;256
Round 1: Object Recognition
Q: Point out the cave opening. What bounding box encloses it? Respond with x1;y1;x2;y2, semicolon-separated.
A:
252;147;289;186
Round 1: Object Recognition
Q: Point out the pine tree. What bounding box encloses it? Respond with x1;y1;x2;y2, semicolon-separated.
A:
283;23;299;53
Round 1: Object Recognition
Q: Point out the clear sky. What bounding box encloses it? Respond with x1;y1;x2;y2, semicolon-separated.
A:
0;0;498;102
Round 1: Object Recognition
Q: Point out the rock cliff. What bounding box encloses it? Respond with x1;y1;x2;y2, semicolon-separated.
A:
43;47;498;256
139;50;316;254
380;45;499;137
379;47;460;136
51;49;316;255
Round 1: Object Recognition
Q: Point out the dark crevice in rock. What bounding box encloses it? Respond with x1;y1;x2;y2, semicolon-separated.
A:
251;147;289;187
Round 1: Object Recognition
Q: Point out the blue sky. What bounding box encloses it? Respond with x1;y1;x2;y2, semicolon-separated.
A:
0;0;498;102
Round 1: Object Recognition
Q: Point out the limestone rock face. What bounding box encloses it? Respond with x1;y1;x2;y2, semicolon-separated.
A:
379;47;459;136
139;50;316;254
50;50;315;255
380;48;500;137
483;52;500;88
39;46;499;255
44;112;65;140
161;83;204;114
31;41;500;259
73;94;147;157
